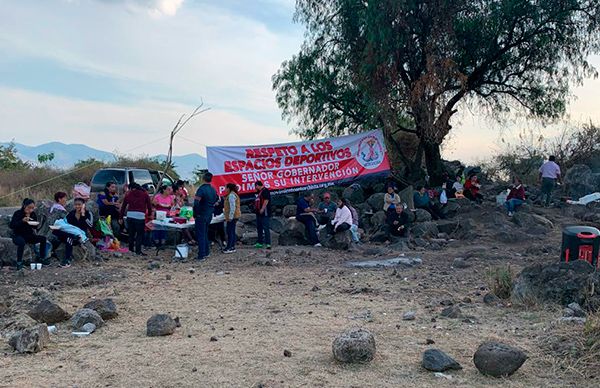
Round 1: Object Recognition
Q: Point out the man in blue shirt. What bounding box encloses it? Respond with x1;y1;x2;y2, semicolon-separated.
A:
296;192;321;247
194;172;218;261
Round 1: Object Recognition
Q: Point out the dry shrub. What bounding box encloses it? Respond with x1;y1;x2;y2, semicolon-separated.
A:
0;156;178;206
540;311;600;378
487;265;513;299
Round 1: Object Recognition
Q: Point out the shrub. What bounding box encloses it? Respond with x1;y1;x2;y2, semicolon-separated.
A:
487;265;514;299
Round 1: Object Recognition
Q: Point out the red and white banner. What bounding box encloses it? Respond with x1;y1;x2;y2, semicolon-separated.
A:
207;130;391;196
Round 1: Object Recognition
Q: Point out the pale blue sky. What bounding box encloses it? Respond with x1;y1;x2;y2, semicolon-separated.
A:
0;0;598;161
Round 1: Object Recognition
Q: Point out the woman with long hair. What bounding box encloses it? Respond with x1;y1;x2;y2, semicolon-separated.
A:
10;198;48;270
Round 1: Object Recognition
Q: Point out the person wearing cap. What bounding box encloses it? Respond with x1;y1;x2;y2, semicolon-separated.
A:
317;192;337;226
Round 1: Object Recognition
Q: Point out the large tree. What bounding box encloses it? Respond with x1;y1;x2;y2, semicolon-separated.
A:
273;0;600;182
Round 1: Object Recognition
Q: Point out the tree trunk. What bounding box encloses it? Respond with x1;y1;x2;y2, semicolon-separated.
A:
423;141;445;185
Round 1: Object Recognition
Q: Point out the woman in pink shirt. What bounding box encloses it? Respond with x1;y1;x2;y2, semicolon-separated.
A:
152;185;175;247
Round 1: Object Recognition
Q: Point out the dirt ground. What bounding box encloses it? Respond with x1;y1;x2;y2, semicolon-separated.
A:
0;206;598;387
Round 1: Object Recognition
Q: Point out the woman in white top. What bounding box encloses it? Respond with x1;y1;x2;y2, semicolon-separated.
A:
327;198;353;234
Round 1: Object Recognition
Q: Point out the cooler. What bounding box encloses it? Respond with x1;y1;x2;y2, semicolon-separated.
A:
560;226;600;267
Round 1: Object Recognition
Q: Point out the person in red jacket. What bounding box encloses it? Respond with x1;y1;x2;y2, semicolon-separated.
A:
120;182;153;256
464;174;483;203
505;177;526;217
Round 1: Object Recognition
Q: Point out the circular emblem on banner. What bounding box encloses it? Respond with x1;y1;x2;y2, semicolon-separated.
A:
356;135;385;169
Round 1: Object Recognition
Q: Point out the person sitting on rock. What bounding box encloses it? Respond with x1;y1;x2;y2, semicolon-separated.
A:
10;198;49;271
327;199;353;235
317;192;337;227
386;203;409;238
452;175;465;198
464;174;483;203
346;200;361;243
48;192;69;259
505;177;526;217
296;192;321;247
53;197;93;268
413;185;442;220
384;184;401;216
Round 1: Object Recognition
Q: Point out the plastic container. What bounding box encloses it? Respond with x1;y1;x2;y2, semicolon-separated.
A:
175;244;189;259
156;211;167;221
561;226;600;267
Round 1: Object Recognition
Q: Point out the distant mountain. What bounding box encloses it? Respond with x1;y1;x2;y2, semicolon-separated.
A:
1;141;207;180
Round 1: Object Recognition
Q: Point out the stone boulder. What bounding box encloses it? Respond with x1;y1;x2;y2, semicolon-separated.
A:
269;217;288;234
83;298;118;320
70;308;105;331
332;328;376;363
398;186;414;210
320;230;352;250
343;185;365;204
436;220;460;235
414;208;432;222
366;193;385;212
8;324;50;354
278;219;310;246
0;215;12;238
270;194;294;208
240;231;280;246
54;240;97;262
282;205;297;218
511;212;553;231
370;211;387;230
512;260;600;308
411;222;439;239
147;314;177;337
473;341;527;377
422;349;463;372
564;164;600;200
28;299;70;324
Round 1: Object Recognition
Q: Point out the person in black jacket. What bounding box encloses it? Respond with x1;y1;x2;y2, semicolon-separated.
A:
385;204;410;238
10;198;48;270
53;198;93;268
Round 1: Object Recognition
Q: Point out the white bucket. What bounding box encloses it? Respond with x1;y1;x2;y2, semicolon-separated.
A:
175;244;189;258
156;211;167;221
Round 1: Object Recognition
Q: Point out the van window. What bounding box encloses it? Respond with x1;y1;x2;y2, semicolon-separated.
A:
130;170;154;193
91;170;126;185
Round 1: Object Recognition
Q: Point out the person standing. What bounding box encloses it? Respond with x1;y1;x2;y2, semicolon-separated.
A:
152;185;175;247
539;155;561;207
505;177;526;217
10;199;48;270
223;183;241;253
296;192;321;247
194;172;218;261
120;182;153;256
254;181;272;249
97;181;122;237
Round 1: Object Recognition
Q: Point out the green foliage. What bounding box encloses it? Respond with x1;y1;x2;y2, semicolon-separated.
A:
483;122;600;184
487;265;514;300
274;0;600;178
0;142;29;170
37;152;55;164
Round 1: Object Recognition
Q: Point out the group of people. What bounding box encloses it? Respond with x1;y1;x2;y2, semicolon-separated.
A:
8;178;191;271
7;155;563;270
